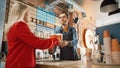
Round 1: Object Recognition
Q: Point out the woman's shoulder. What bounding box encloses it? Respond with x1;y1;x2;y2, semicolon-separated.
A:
13;21;28;29
15;21;27;26
16;21;26;25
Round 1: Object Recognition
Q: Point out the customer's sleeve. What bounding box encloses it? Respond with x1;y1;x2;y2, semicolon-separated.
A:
16;22;58;49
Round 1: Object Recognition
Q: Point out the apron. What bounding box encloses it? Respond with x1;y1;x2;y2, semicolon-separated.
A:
59;27;78;60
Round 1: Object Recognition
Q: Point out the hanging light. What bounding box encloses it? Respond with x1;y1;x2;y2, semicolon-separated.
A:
108;8;120;15
100;0;118;12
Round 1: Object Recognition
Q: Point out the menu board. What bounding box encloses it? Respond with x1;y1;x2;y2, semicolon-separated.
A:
46;11;55;24
35;7;55;38
36;7;46;22
36;7;55;25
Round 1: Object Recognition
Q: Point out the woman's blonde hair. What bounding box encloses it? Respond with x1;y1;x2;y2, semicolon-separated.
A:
6;1;27;32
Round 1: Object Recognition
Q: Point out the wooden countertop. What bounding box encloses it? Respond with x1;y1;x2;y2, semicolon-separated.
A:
36;60;88;68
36;60;120;68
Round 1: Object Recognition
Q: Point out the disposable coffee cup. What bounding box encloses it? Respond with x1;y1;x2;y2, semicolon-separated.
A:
50;34;63;42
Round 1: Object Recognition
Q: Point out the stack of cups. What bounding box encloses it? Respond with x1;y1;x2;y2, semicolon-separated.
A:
111;39;120;64
103;30;112;64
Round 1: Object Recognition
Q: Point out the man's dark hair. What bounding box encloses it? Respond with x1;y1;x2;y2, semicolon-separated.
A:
59;11;69;18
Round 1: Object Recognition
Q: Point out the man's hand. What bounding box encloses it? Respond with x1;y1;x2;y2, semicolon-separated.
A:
60;41;71;48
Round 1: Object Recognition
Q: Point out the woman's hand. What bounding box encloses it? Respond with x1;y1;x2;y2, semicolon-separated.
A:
48;37;60;54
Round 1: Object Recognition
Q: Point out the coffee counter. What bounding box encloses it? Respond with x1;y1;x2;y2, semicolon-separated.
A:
36;60;89;68
36;60;120;68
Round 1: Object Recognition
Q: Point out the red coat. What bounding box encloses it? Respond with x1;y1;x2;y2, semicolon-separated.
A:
5;21;58;68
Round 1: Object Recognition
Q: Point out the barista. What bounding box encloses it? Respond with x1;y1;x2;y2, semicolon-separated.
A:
55;12;78;60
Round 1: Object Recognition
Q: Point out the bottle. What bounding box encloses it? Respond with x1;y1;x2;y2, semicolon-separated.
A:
53;46;60;61
37;52;41;60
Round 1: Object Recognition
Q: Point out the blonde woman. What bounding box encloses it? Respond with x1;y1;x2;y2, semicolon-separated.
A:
5;2;59;68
